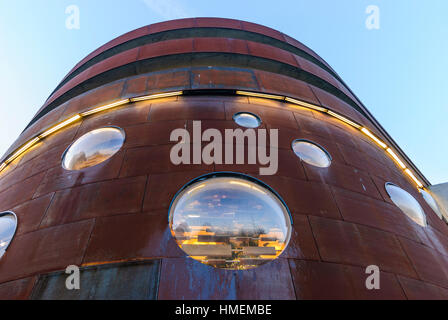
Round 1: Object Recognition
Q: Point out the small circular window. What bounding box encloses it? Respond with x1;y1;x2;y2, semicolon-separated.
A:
292;139;332;168
233;112;262;128
169;173;292;270
385;183;426;227
62;127;125;170
420;189;442;219
0;212;17;259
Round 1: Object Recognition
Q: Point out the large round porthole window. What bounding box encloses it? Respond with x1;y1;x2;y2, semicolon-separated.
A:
385;183;426;227
292;139;332;168
62;127;125;170
233;112;262;128
420;189;443;219
169;173;292;270
0;212;17;259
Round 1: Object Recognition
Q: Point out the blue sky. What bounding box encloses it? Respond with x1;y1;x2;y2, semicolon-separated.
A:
0;0;446;184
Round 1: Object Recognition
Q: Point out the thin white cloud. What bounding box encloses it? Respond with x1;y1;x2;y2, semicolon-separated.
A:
142;0;194;20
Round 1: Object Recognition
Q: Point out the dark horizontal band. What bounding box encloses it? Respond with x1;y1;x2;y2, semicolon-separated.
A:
27;52;369;130
49;27;344;99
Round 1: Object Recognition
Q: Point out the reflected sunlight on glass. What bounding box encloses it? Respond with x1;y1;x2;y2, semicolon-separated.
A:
233;112;262;129
420;189;442;220
0;213;17;259
386;183;426;227
169;175;292;270
62;127;125;170
292;140;331;168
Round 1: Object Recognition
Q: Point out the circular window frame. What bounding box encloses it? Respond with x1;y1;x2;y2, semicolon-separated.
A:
168;171;293;226
385;182;427;227
419;188;443;219
232;111;262;128
291;139;332;168
167;171;294;269
0;211;18;255
61;126;126;171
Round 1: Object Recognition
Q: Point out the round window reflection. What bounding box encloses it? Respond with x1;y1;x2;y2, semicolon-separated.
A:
386;183;426;227
420;189;443;219
233;112;262;128
62;127;125;171
169;173;292;270
292;139;331;168
0;212;17;259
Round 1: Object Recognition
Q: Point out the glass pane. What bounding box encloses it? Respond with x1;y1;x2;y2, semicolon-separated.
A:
420;189;442;219
169;175;291;270
233;112;261;128
386;183;426;227
0;213;17;258
31;261;160;300
63;127;125;170
292;140;331;168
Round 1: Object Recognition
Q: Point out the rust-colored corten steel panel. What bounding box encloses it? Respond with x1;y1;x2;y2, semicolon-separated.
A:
0;18;446;300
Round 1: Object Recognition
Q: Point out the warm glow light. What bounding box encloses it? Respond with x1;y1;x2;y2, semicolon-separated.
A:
81;99;129;116
405;169;424;188
386;148;407;169
327;110;362;129
229;180;267;193
229;180;252;188
361;128;387;149
186;184;206;195
130;91;183;102
5;137;41;164
0;90;426;191
39;114;82;139
285;97;328;112
236;91;284;101
250;185;268;194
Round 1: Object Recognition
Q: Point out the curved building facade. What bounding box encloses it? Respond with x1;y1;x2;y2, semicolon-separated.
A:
1;18;448;300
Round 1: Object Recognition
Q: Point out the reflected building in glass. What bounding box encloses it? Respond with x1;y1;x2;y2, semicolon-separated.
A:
0;18;447;300
169;173;291;270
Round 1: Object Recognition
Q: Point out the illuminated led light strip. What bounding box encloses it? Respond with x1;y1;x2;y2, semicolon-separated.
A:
81;99;130;117
236;90;285;101
39;114;82;139
405;169;424;188
386;148;406;169
327;110;362;129
0;91;183;174
5;137;41;164
130;91;183;102
285;97;328;113
0;90;426;189
360;128;387;149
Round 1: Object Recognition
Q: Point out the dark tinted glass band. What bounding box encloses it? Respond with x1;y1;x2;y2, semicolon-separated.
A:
28;53;367;130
